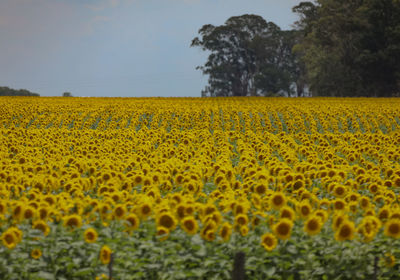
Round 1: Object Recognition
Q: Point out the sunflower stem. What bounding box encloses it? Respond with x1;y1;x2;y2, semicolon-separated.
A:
108;252;114;280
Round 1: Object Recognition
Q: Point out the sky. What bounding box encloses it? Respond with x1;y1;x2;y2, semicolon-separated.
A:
0;0;303;97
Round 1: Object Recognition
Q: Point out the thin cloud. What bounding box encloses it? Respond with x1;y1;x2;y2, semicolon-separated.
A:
85;0;136;11
83;15;112;35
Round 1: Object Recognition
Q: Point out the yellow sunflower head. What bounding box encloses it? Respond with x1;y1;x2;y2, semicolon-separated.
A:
181;216;198;235
304;215;322;236
384;219;400;239
219;222;232;242
99;245;112;265
270;192;286;210
156;212;177;231
125;214;140;231
63;214;83;230
31;248;42;260
156;226;170;242
334;220;355;241
84;228;98;243
1;229;17;250
273;218;293;240
32;220;51;236
261;233;277;251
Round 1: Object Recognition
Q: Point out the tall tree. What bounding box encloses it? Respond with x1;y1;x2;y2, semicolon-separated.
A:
293;0;400;97
191;14;299;97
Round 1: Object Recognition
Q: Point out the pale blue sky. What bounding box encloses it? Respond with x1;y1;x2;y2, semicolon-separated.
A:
0;0;302;97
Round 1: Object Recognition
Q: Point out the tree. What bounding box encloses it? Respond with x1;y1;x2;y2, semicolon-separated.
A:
63;92;72;97
293;0;400;97
191;14;299;97
0;86;40;96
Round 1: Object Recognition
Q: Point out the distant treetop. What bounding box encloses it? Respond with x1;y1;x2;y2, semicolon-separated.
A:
0;86;40;97
62;92;73;97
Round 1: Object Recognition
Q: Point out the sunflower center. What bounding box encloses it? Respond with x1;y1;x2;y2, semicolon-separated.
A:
389;223;400;234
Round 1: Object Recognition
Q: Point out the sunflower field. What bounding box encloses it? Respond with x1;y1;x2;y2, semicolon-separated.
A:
1;97;400;279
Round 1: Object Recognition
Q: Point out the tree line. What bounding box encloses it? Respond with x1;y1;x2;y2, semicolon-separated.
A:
191;0;400;97
0;87;40;97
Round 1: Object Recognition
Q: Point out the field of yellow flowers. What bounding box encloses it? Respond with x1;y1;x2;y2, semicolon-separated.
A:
1;97;400;279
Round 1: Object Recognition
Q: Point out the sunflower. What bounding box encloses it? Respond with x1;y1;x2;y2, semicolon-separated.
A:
113;205;126;220
12;203;24;221
63;214;83;230
273;218;293;240
23;206;36;220
139;201;152;220
201;220;217;241
332;213;347;231
333;199;347;212
84;228;98;243
125;214;140;231
31;248;42;259
292;179;304;190
280;206;295;221
254;183;267;196
203;203;217;216
181;216;198;235
314;209;328;223
240;225;249;237
38;207;50;220
32;220;50;236
359;196;370;210
270;192;286;210
185;204;195;216
382;253;396;268
378;206;391;222
357;218;378;243
384;219;400;239
304;215;322;236
348;201;358;214
100;245;112;265
234;214;249;228
156;226;170;242
156;212;177;231
0;200;6;215
99;203;111;220
334;220;355;241
298;200;312;219
9;227;23;243
204;229;216;242
176;204;186;220
133;174;143;185
233;203;248;215
219;222;232;242
1;229;17;249
261;233;277;251
95;274;109;280
333;185;347;198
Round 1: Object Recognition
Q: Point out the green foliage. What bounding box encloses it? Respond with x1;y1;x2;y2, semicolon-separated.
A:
191;15;301;97
0;86;40;97
1;218;400;280
293;0;400;97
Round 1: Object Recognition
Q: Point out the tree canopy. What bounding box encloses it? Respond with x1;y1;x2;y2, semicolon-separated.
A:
0;87;40;97
293;0;400;97
191;14;302;97
193;2;400;97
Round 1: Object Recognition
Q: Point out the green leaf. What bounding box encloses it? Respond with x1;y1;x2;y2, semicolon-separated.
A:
265;266;276;277
286;245;297;254
36;271;55;280
73;267;93;277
